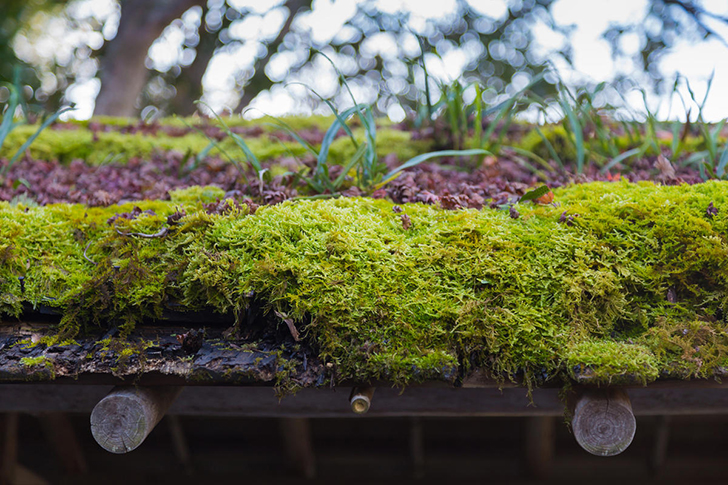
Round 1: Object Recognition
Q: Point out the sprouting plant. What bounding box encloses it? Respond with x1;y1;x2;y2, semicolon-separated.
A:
0;74;74;181
255;51;487;195
410;55;547;161
261;100;370;194
179;101;264;183
681;73;728;179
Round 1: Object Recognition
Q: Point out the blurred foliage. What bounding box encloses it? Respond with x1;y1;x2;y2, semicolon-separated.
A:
0;0;65;88
3;0;728;118
604;0;728;89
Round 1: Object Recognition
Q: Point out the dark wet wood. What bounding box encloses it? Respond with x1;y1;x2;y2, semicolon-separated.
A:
166;415;192;475
0;321;327;388
0;413;18;485
524;416;555;478
2;385;728;417
279;418;316;478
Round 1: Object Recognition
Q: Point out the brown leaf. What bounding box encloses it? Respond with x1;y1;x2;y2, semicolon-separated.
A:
535;190;554;204
656;155;676;179
400;213;412;230
706;202;719;219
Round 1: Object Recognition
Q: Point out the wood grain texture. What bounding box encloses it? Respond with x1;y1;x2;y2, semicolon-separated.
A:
90;386;181;454
572;388;636;456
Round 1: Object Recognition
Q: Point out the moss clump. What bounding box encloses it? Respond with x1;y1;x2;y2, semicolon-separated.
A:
565;340;659;384
20;355;52;367
19;356;56;379
3;182;728;385
169;185;226;204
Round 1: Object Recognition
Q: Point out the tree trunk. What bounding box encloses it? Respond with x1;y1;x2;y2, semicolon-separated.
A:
234;0;311;114
94;0;203;117
169;5;221;116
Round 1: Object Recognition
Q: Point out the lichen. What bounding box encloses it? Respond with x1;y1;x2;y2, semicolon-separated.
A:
3;181;728;386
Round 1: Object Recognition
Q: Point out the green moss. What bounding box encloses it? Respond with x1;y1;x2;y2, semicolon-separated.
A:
20;356;56;379
0;116;422;166
169;185;226;204
3;181;728;386
565;340;658;384
20;355;52;367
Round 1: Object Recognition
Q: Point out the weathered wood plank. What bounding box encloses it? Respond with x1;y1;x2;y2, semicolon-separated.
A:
1;385;728;417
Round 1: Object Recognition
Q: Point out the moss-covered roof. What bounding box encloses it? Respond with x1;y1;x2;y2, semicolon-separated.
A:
2;181;728;387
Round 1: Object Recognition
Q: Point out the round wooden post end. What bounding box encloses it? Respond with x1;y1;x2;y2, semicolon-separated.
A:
90;386;181;454
572;388;636;457
91;392;150;453
349;386;375;415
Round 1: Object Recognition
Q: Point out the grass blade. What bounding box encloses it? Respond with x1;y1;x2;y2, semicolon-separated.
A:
333;142;367;189
600;147;642;173
558;86;585;173
502;145;554;172
717;147;728;178
0;84;20;150
179;116;247;180
7;106;74;168
197;101;262;173
377;149;488;188
535;126;564;169
318;103;367;169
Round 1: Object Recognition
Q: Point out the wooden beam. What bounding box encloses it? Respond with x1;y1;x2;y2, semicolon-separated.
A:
571;388;636;456
0;413;18;485
90;386;182;454
4;384;728;417
13;465;49;485
650;415;671;475
349;387;375;415
279;418;316;479
166;415;192;475
38;413;87;474
524;416;554;478
409;417;425;479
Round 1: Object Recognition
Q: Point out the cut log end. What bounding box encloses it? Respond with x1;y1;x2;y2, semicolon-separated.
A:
90;394;148;454
572;388;636;457
90;386;181;454
349;386;375;415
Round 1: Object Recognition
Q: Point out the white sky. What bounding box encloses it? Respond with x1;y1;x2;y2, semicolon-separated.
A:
37;0;728;121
